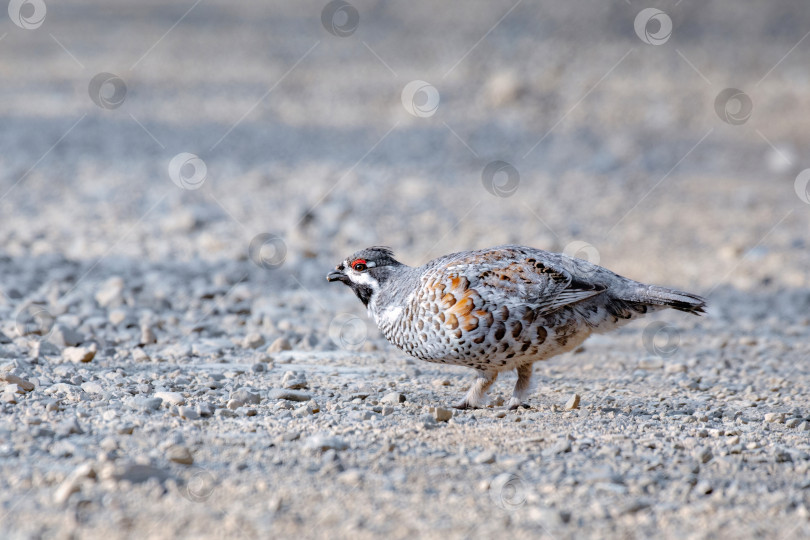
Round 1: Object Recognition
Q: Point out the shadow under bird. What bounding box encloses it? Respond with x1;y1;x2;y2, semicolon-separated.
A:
327;245;705;410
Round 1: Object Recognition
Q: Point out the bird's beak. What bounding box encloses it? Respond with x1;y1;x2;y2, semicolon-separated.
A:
326;269;345;283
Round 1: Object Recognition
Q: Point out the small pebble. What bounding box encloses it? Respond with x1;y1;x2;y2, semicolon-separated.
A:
140;325;157;345
167;445;194;465
226;399;244;410
63;345;96;364
764;412;786;423
108;309;128;326
267;337;292;353
5;384;24;395
293;405;313;418
281;372;307;390
80;381;104;394
57;417;85;436
178;406;199;420
693;447;713;464
695;481;713;495
665;363;687;374
433;407;453;422
638;357;663;370
242;333;265;349
473;451;496;464
0;373;35;392
546;439;572;455
131;397;162;411
304;434;349;452
381;392;405;405
197;402;214;417
267;388;311;402
155;391;185;406
230;388;261;405
117;423;135;435
132;349;150;362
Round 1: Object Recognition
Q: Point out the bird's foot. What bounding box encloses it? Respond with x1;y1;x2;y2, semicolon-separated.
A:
456;370;496;410
453;394;489;409
452;399;479;410
506;397;522;410
506;397;532;410
507;364;534;411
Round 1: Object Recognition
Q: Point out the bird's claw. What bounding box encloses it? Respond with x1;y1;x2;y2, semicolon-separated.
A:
452;400;477;410
506;397;523;410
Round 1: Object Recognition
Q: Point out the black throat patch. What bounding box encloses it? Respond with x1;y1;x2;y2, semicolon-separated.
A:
350;283;374;307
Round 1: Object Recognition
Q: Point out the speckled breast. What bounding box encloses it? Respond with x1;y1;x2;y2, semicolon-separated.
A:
377;267;589;371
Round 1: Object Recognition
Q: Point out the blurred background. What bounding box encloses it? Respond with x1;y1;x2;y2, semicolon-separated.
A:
3;3;810;538
2;0;810;304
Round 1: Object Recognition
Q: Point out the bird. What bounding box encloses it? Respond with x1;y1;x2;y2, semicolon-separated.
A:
326;245;705;410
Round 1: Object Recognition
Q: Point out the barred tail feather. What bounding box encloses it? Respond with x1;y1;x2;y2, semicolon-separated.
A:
626;285;706;315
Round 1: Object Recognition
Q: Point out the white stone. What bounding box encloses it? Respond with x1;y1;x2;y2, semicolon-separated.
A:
564;394;581;410
63;345;96;364
154;391;185;406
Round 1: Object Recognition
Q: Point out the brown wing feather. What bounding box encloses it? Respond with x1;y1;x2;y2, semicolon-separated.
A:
437;248;606;317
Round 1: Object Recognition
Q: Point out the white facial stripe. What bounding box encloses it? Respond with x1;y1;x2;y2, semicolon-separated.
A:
352;271;379;290
349;270;381;314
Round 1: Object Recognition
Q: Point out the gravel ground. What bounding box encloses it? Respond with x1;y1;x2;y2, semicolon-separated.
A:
2;1;810;539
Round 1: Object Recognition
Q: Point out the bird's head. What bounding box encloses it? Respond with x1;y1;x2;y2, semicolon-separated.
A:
326;246;404;306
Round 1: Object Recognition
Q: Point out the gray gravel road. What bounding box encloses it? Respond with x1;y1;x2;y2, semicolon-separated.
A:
2;1;810;539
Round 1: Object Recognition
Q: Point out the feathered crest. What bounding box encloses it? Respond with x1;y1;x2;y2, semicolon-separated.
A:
365;246;395;258
347;246;399;265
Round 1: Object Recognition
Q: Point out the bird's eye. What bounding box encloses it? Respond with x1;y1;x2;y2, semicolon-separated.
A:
351;260;368;272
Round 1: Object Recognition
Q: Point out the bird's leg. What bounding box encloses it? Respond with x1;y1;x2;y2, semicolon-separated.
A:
507;363;534;410
453;370;498;409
